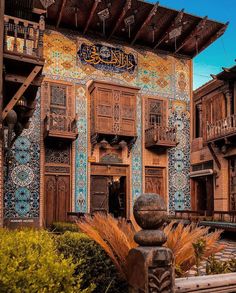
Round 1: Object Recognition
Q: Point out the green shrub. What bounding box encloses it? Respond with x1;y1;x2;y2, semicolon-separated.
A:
0;229;94;293
206;255;236;275
51;222;80;233
56;232;128;293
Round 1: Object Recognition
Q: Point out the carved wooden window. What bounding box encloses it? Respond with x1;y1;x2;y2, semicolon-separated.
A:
50;84;67;115
41;81;73;117
202;93;226;139
90;82;137;137
203;94;226;125
146;98;167;129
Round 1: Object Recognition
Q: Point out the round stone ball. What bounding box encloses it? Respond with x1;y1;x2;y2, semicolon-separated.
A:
133;193;167;229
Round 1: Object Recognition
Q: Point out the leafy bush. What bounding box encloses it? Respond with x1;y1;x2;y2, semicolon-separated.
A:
56;231;128;293
206;256;236;275
0;229;94;293
51;222;80;233
77;214;225;278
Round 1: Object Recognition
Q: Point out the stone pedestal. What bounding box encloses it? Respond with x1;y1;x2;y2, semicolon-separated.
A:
127;193;175;293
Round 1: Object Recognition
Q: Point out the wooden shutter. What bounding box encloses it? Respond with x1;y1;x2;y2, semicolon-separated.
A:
96;87;113;134
120;90;136;136
90;176;109;214
212;93;226;122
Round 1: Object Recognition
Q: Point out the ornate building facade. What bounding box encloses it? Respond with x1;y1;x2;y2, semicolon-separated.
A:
191;65;236;215
0;0;227;227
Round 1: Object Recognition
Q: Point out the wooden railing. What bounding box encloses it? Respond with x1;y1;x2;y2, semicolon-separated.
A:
206;114;236;142
3;14;45;59
145;124;177;148
176;273;236;293
44;113;78;140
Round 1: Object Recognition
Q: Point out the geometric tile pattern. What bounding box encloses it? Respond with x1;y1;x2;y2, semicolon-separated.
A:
131;94;142;203
168;100;191;212
75;85;87;212
41;30;192;214
4;94;41;219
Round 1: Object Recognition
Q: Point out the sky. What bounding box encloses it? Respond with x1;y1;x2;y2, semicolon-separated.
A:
149;0;236;89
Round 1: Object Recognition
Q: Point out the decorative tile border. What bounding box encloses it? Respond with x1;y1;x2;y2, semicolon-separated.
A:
131;94;143;203
74;85;88;212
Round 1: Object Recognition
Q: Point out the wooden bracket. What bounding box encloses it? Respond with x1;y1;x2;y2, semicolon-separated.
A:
207;142;221;170
2;65;42;120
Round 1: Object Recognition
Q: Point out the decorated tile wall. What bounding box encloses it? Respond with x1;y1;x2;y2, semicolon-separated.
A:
75;85;88;212
4;94;41;224
42;30;191;213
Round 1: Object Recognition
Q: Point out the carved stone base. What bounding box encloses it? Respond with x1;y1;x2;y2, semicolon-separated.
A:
127;246;174;293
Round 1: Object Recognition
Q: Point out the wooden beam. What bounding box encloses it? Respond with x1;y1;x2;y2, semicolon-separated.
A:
193;22;229;57
131;1;159;46
2;66;42;120
207;143;221;170
175;16;208;54
108;0;131;40
56;0;67;29
83;0;101;35
154;9;184;49
0;0;4;125
5;74;43;87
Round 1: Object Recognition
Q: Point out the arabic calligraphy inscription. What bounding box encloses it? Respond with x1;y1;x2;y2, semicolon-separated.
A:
78;43;137;74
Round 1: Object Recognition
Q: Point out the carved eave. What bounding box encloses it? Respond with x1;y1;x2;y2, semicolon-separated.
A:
83;0;101;35
175;16;208;54
193;21;229;57
108;0;131;40
153;9;185;49
42;0;227;58
131;1;159;45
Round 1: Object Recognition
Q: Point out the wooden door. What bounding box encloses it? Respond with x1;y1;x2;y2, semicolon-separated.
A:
90;176;109;214
45;175;70;227
206;176;214;216
145;167;164;198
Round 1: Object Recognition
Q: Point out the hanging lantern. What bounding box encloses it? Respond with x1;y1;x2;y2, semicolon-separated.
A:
124;15;135;38
97;8;110;35
15;96;28;111
100;138;109;149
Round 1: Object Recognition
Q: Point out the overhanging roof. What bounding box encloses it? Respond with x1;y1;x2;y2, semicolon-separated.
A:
194;63;236;99
9;0;228;58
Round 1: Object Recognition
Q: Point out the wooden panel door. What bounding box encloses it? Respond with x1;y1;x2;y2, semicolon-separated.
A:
145;167;164;197
45;175;70;227
90;176;109;214
45;175;56;227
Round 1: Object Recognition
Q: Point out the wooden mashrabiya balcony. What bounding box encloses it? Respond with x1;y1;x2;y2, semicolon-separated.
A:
44;113;78;141
3;14;45;63
145;124;177;149
206;114;236;143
